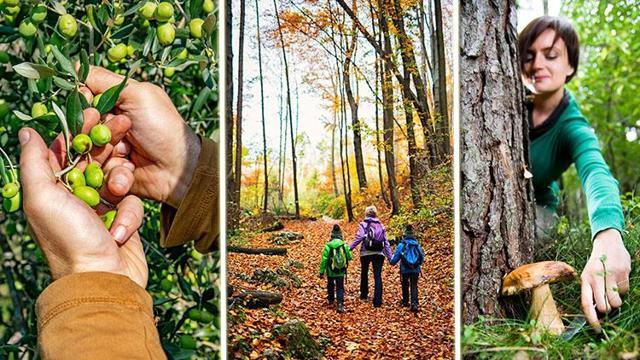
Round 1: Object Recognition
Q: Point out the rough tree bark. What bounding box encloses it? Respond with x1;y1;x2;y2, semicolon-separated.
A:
461;0;535;323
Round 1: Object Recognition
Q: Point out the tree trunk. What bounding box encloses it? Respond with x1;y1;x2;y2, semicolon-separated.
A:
378;0;400;215
229;287;283;308
399;54;421;209
343;1;367;191
255;0;268;213
331;110;339;197
433;0;450;160
225;0;236;230
369;0;390;207
274;0;300;218
227;246;288;256
460;0;535;324
234;0;246;225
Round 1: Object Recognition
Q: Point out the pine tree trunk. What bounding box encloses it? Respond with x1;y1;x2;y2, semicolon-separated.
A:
461;0;535;324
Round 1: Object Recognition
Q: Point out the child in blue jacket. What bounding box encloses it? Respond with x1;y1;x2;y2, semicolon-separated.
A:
390;225;425;312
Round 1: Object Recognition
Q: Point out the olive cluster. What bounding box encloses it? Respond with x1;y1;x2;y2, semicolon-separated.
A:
1;168;21;213
10;3;78;40
65;121;116;229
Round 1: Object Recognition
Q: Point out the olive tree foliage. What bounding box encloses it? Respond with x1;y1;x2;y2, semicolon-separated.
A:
559;1;640;221
0;0;219;358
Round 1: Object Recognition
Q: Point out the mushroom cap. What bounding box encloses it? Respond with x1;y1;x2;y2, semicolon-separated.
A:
501;261;577;296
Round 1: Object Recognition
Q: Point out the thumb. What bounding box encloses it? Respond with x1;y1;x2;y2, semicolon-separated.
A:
19;128;56;193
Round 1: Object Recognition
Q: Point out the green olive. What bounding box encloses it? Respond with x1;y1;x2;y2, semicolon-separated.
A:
138;1;157;20
31;5;47;23
137;18;150;29
4;0;19;6
203;0;214;13
92;93;102;108
89;124;111;146
31;102;47;118
198;310;214;324
176;48;188;60
189;18;204;39
0;100;9;118
1;183;19;198
44;44;52;54
179;335;197;350
5;6;20;16
84;162;104;189
155;2;173;22
58;14;78;38
113;13;124;26
160;278;173;292
101;209;117;230
19;20;37;38
163;67;175;77
0;51;10;64
2;191;21;213
73;186;100;207
187;309;201;321
156;23;175;46
127;44;135;57
72;133;93;154
65;168;86;189
107;43;127;62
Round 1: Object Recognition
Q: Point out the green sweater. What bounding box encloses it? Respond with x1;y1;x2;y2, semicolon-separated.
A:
529;90;624;239
319;239;352;278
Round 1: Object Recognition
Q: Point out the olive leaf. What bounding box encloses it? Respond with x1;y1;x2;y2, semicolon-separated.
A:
0;156;9;185
95;75;128;115
66;89;84;136
203;14;216;38
142;31;155;57
13;63;57;80
51;102;72;162
123;1;146;17
192;87;210;114
79;49;90;83
112;24;135;40
51;46;77;81
51;2;67;15
53;76;76;90
12;111;32;121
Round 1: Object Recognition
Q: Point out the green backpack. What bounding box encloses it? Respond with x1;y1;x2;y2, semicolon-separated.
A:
329;245;348;273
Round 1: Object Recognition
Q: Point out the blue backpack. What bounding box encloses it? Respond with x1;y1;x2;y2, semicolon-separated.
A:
401;241;422;270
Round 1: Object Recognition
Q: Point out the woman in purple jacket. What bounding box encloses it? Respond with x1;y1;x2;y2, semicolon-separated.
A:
349;206;392;307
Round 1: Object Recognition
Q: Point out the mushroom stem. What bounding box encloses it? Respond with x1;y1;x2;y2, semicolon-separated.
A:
530;284;564;335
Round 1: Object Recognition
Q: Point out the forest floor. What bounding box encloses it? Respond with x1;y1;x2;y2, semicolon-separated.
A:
228;217;454;359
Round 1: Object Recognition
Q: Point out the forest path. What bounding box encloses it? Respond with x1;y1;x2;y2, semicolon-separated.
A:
228;218;453;359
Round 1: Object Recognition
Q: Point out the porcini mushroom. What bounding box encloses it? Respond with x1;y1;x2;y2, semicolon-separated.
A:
501;261;577;335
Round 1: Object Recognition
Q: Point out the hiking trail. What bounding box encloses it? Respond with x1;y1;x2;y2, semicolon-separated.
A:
228;217;453;359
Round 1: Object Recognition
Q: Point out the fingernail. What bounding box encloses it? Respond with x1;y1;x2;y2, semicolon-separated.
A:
112;225;126;244
18;129;30;145
114;142;128;156
112;174;128;187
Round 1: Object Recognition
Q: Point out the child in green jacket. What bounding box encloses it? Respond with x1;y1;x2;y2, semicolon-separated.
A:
319;225;353;313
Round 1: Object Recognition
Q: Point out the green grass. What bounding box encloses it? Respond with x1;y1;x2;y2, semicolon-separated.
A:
462;196;640;359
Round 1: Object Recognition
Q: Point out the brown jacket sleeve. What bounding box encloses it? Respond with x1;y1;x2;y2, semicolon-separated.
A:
160;136;219;253
37;272;166;360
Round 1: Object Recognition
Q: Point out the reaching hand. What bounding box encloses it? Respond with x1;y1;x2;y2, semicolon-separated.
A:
80;66;201;209
19;126;148;288
580;229;631;332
